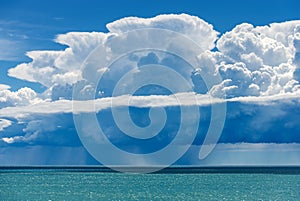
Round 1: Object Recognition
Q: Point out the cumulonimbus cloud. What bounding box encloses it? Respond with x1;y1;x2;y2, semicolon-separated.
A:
1;14;300;153
6;14;300;102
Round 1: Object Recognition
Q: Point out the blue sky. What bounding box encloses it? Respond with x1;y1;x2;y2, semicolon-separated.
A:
0;0;300;167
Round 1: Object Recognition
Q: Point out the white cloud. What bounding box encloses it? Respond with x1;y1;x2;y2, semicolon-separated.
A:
217;22;294;66
54;32;109;71
8;51;60;86
8;32;108;88
8;52;82;88
7;14;218;99
107;13;218;51
197;20;300;97
52;70;82;85
5;16;300;100
0;87;43;108
6;15;299;104
0;118;12;131
209;79;239;97
0;84;11;90
255;20;300;47
2;136;26;144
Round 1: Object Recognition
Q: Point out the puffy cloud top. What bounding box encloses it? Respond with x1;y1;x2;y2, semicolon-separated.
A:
0;86;42;108
7;14;220;101
217;22;296;66
8;14;299;101
107;14;219;50
206;20;300;97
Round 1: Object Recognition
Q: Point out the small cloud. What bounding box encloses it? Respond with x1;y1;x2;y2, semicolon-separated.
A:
53;17;64;21
0;118;12;131
2;136;24;144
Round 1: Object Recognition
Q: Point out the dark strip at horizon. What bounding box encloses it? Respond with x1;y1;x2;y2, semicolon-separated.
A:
0;166;300;174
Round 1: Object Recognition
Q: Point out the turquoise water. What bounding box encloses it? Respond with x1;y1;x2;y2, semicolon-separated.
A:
0;170;299;200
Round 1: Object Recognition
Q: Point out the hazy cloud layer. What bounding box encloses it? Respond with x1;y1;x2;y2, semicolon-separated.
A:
0;143;299;166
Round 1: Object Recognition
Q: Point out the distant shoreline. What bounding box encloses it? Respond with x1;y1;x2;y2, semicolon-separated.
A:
1;166;300;174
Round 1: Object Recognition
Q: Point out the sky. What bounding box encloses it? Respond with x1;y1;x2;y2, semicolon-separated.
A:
0;0;300;168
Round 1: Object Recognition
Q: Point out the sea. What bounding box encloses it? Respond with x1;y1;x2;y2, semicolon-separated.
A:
0;167;299;201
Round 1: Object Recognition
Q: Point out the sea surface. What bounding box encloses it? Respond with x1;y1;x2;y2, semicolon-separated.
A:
0;168;299;201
